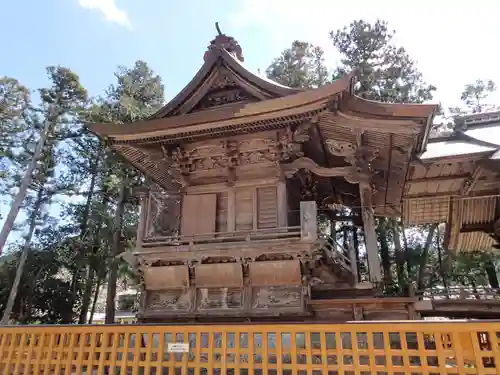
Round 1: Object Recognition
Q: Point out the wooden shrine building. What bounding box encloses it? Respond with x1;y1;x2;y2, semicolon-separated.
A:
88;28;500;322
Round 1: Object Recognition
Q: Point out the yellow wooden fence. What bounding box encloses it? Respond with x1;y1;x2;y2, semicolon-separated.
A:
1;321;500;374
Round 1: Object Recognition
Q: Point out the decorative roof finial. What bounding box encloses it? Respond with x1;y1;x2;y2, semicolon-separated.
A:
204;22;244;62
215;22;223;36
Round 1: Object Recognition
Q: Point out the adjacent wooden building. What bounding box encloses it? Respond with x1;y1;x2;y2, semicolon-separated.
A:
404;111;500;252
89;29;499;322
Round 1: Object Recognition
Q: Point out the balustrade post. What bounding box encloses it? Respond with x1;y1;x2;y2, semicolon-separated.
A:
300;201;317;242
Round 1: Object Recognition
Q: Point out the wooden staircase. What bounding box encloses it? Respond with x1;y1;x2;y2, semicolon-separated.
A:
314;233;357;285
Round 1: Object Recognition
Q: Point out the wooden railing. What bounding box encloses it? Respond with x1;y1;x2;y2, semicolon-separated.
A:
318;233;356;276
417;286;500;301
139;226;302;248
1;321;500;374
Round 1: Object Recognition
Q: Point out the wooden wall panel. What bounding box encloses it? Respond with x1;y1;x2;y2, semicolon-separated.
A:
181;194;217;235
235;188;254;231
216;192;228;232
198;194;217;234
181;195;198;236
142;265;189;290
196;263;243;288
257;186;278;229
249;260;302;286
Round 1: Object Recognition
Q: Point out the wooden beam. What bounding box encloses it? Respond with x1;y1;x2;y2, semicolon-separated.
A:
460;222;494;234
408;174;469;184
403;192;459;200
460;166;483;196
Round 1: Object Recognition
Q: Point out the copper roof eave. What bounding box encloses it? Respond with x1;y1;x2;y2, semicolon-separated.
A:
428;131;500;149
415;150;497;164
346;95;438;119
345;96;438;153
150;48;302;119
86;73;356;140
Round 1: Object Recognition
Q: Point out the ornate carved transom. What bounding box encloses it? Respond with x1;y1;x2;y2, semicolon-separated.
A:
163;135;304;185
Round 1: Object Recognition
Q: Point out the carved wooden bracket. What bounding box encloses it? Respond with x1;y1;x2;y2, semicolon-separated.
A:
293;122;313;143
283;157;370;184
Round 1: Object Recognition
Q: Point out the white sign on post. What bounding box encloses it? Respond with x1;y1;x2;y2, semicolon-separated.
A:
167;343;190;353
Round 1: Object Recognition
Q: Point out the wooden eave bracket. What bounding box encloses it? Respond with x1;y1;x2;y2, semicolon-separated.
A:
283;157;370;185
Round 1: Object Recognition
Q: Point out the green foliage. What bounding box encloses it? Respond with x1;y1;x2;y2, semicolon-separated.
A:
102;60;164;123
0;241;75;324
0;77;30;158
266;41;329;88
330;19;436;104
449;79;497;116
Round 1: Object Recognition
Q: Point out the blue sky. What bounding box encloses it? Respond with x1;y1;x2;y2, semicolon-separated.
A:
2;0;499;108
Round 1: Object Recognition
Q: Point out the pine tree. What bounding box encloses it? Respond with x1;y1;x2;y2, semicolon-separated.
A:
0;67;87;323
86;61;165;324
266;41;329;88
331;19;436;103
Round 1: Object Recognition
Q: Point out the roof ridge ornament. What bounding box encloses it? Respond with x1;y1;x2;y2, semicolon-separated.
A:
215;22;223;36
204;22;244;62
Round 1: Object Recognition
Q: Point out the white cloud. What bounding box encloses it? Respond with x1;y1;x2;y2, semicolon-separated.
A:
229;0;500;110
77;0;131;28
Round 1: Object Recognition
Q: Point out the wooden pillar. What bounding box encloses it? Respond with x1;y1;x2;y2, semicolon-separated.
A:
359;183;381;283
227;188;235;232
136;192;148;251
348;238;358;284
300;201;317;242
277;181;288;228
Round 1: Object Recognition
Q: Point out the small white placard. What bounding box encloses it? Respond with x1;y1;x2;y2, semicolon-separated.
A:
167;343;190;353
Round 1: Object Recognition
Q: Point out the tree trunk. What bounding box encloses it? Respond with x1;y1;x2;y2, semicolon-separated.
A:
79;163;110;324
391;219;406;295
436;226;449;293
105;176;128;324
402;224;411;277
78;266;95;324
0;119;52;256
67;271;79;323
1;188;43;324
485;258;499;289
417;224;437;290
377;218;392;291
88;277;102;324
68;155;100;318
